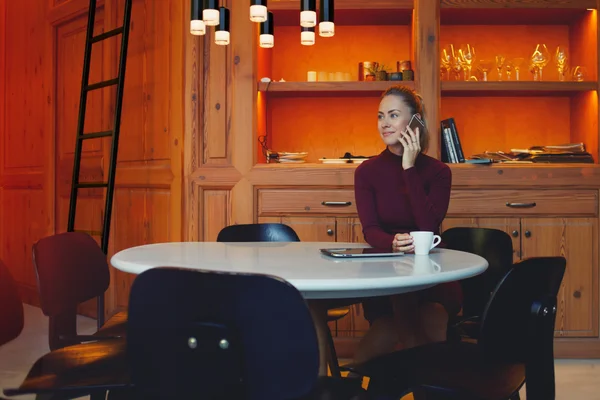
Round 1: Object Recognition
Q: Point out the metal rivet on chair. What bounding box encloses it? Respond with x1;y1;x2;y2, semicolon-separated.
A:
553;306;557;313
542;307;548;316
188;337;198;349
219;339;229;349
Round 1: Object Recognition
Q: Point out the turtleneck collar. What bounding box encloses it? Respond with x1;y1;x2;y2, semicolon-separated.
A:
383;147;402;159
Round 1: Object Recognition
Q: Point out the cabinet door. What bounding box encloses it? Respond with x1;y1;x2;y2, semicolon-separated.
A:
441;217;521;262
336;217;367;244
521;218;597;338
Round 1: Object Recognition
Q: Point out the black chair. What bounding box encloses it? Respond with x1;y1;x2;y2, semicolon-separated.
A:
5;267;370;400
0;259;24;347
217;223;350;377
442;227;514;341
341;256;566;400
32;232;128;350
125;267;369;399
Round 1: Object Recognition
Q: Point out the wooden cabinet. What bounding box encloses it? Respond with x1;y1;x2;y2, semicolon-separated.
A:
191;0;600;358
258;212;373;341
442;189;599;338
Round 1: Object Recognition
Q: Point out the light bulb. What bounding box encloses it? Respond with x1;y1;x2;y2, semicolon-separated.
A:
190;20;206;36
203;8;219;26
319;21;334;37
301;30;315;45
250;4;268;22
300;10;316;27
260;33;274;48
215;30;230;45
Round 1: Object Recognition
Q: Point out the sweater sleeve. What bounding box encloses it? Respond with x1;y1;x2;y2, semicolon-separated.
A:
354;165;395;249
403;163;452;232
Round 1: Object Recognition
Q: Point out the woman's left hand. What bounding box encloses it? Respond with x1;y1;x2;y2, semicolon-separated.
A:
398;126;420;170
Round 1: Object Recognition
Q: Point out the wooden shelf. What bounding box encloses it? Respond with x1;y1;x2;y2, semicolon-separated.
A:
271;8;413;26
269;0;413;11
440;0;595;9
440;8;592;25
441;81;597;96
258;81;415;97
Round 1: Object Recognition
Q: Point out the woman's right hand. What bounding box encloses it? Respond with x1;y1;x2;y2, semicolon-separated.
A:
392;233;414;253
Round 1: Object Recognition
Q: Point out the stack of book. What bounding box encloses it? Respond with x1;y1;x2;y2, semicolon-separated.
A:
440;118;464;163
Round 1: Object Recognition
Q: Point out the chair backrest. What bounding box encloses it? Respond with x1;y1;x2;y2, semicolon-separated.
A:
479;256;566;362
0;259;24;346
441;227;513;317
32;232;110;349
127;267;319;400
216;223;300;242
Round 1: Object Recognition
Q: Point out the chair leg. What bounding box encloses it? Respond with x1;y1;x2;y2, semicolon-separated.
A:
325;326;342;379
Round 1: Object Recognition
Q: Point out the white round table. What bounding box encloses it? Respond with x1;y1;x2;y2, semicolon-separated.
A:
111;242;488;299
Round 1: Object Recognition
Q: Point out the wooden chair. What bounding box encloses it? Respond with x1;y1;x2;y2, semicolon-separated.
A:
442;227;514;342
217;223;350;378
32;232;128;350
341;256;566;400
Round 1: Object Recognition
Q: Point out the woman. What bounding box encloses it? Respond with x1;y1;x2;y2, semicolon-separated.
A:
353;85;461;364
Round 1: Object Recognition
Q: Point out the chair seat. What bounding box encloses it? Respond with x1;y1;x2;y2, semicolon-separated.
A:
327;307;350;322
95;311;128;338
3;338;130;398
343;341;525;400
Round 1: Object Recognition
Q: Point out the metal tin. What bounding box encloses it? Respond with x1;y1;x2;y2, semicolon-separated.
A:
399;60;412;71
358;62;378;81
389;72;403;81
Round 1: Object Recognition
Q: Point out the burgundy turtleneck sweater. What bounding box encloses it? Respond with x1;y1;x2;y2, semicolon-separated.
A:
354;148;452;249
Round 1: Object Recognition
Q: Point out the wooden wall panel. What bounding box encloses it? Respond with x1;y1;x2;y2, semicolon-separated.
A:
0;0;184;318
0;0;53;304
3;1;48;170
201;189;231;241
1;189;48;300
107;188;172;312
116;0;172;162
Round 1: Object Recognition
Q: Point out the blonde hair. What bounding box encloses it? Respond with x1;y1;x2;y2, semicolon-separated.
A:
381;85;429;152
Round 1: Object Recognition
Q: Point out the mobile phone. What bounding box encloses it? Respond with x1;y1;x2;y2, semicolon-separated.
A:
407;114;426;133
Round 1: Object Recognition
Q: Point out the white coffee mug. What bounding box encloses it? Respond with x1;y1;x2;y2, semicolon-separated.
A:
410;231;441;255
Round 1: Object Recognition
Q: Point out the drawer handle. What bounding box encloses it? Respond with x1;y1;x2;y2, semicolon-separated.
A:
321;201;352;206
506;202;537;208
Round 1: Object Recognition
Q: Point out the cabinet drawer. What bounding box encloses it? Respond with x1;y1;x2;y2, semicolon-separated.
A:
448;190;597;216
258;189;357;215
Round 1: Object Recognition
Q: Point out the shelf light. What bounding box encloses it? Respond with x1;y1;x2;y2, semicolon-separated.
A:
250;0;268;23
259;11;275;48
215;6;230;45
301;26;315;46
300;0;317;28
319;0;334;37
190;0;206;35
203;0;220;26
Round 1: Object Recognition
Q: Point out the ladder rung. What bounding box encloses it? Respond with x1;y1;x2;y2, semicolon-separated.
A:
74;229;103;236
86;78;119;91
76;182;108;189
91;27;124;43
78;130;113;140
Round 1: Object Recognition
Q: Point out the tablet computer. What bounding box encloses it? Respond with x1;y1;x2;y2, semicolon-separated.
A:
320;248;404;258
